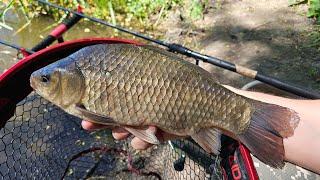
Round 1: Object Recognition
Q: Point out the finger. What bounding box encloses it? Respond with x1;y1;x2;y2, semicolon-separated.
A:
81;120;109;130
130;126;157;150
112;127;130;140
131;137;153;150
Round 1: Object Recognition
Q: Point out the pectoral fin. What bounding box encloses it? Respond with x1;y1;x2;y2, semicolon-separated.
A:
75;104;117;126
191;128;222;155
125;127;160;145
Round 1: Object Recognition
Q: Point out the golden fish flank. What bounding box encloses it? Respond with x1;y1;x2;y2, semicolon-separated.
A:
30;43;300;169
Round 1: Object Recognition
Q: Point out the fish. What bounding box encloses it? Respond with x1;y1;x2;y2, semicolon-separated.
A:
30;43;300;168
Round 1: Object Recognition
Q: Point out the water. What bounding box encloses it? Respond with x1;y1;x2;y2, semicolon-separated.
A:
0;7;141;73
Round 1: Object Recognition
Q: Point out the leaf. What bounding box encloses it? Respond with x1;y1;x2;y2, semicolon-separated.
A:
0;0;14;18
307;8;316;17
307;0;320;18
189;0;203;20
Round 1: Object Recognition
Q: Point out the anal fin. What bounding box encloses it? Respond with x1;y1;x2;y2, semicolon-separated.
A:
125;127;160;145
191;128;222;155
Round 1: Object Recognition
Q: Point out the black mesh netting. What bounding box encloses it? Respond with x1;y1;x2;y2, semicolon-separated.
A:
0;92;223;179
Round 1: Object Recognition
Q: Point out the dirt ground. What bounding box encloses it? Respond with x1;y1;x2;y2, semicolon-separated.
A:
157;0;320;92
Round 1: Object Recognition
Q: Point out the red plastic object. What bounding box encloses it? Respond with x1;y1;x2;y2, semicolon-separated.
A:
77;5;83;13
50;24;68;38
239;144;259;180
20;48;31;57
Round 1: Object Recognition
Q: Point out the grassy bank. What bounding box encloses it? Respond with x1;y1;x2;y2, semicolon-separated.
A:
289;0;320;48
6;0;210;30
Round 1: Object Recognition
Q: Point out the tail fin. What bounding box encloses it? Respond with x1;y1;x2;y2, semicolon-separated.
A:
238;101;300;168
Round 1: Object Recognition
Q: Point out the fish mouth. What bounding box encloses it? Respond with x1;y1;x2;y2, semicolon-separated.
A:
30;75;37;89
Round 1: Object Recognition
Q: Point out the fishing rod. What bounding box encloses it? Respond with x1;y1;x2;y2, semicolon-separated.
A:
0;39;34;54
0;10;82;56
31;6;83;52
21;1;320;98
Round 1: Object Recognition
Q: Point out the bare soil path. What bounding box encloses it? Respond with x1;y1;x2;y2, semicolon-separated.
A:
158;0;320;93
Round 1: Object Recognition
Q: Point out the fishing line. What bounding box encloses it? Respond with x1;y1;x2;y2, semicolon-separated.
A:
0;39;34;54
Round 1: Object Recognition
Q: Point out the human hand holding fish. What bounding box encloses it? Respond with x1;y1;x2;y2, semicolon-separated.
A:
81;121;181;150
29;44;318;173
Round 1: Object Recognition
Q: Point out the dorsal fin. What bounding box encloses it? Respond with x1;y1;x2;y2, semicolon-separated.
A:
141;45;184;60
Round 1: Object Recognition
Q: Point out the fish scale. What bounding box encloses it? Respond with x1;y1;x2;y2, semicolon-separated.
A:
71;44;253;134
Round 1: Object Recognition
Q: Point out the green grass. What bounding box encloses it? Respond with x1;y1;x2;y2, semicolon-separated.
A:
25;0;185;28
289;0;320;23
0;0;14;30
307;0;320;22
308;25;320;48
13;0;209;29
289;0;320;48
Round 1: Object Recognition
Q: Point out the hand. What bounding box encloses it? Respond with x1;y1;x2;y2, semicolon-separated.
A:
81;120;179;150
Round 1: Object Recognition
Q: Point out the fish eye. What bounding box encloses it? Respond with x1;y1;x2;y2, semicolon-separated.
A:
41;75;50;83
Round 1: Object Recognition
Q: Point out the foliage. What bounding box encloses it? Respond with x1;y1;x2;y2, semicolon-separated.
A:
180;0;210;21
289;0;320;23
20;0;186;28
189;0;204;20
0;0;15;30
308;66;319;78
308;25;320;48
307;0;320;22
13;0;210;29
289;0;320;47
0;0;14;19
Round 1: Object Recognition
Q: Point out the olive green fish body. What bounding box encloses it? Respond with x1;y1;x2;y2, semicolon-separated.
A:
73;44;252;135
